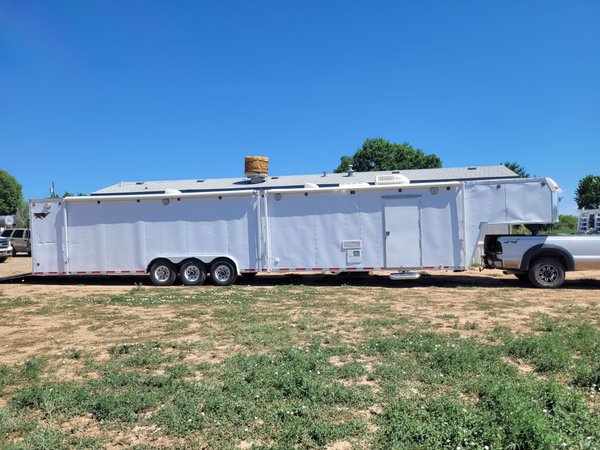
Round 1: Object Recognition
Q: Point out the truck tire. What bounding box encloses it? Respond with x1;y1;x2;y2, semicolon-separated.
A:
210;259;238;286
0;256;7;263
149;260;177;286
179;260;207;286
528;257;565;288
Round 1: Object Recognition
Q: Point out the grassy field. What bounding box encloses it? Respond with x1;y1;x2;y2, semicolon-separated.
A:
0;277;599;449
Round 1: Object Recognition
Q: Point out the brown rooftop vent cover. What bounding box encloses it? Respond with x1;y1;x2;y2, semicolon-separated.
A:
245;156;269;180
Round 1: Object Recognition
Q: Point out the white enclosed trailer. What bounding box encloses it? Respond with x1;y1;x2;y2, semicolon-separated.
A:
30;175;560;286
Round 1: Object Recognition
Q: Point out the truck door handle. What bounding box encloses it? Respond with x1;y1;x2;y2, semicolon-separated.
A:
386;231;390;237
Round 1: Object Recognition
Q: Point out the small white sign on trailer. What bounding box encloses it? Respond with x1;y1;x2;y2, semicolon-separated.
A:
30;174;560;286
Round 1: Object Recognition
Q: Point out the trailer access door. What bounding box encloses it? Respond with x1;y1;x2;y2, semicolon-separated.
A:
383;196;422;268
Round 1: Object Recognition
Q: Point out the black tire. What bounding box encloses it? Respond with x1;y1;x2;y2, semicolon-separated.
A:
179;260;207;286
12;248;16;257
528;256;565;289
210;259;238;286
0;256;7;263
149;259;177;286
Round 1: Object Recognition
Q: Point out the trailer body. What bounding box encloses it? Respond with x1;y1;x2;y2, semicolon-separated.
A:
30;177;559;285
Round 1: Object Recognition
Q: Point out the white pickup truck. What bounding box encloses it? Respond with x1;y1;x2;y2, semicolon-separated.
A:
0;236;12;263
483;234;600;288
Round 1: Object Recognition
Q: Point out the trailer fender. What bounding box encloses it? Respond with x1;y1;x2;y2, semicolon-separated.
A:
519;244;575;271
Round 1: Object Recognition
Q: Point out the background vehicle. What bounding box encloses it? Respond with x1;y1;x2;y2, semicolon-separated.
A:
1;228;31;256
0;237;12;262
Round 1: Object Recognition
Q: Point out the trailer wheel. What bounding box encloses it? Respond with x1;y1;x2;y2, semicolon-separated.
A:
149;260;177;286
210;259;238;286
179;260;207;286
528;257;565;288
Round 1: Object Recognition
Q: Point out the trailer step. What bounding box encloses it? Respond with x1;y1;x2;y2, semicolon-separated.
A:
389;272;421;281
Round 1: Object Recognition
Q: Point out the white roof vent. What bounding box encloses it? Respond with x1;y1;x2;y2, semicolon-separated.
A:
375;174;410;185
304;183;319;189
164;189;182;196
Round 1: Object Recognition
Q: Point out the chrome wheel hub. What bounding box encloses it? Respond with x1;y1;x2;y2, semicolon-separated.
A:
214;265;231;282
155;265;171;282
184;265;201;282
538;265;558;283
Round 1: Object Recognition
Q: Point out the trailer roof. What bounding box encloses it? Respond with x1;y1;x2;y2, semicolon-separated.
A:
92;165;518;196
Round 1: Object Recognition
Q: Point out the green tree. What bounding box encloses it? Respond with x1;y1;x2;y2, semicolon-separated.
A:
501;161;530;178
334;138;441;173
0;169;23;215
15;199;29;228
575;175;600;210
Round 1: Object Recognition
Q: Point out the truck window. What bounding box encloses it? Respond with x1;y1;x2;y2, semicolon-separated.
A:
1;230;11;237
12;230;24;238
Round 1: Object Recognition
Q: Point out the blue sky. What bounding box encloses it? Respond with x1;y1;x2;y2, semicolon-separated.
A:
1;0;598;215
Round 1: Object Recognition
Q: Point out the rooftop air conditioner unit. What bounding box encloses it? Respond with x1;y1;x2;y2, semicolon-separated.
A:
375;174;410;185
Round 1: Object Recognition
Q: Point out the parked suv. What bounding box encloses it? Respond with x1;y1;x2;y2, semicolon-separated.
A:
0;236;12;262
0;228;31;256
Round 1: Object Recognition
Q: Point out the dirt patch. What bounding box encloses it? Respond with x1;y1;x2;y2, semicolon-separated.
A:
0;263;599;366
0;255;31;279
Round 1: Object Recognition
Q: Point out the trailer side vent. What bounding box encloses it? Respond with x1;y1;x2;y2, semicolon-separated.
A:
342;240;362;249
375;174;410;185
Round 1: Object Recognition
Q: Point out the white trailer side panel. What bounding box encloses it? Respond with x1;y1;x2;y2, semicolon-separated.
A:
30;199;67;274
32;193;258;275
267;185;465;271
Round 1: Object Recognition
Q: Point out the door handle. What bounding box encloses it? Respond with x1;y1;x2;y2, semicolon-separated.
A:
386;231;390;237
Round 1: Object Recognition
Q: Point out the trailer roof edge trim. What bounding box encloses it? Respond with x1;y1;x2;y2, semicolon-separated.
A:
266;181;463;195
61;189;257;203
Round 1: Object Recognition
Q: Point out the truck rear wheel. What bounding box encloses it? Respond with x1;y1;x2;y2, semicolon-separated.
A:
179;260;207;286
528;257;565;288
210;259;238;286
149;260;177;286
